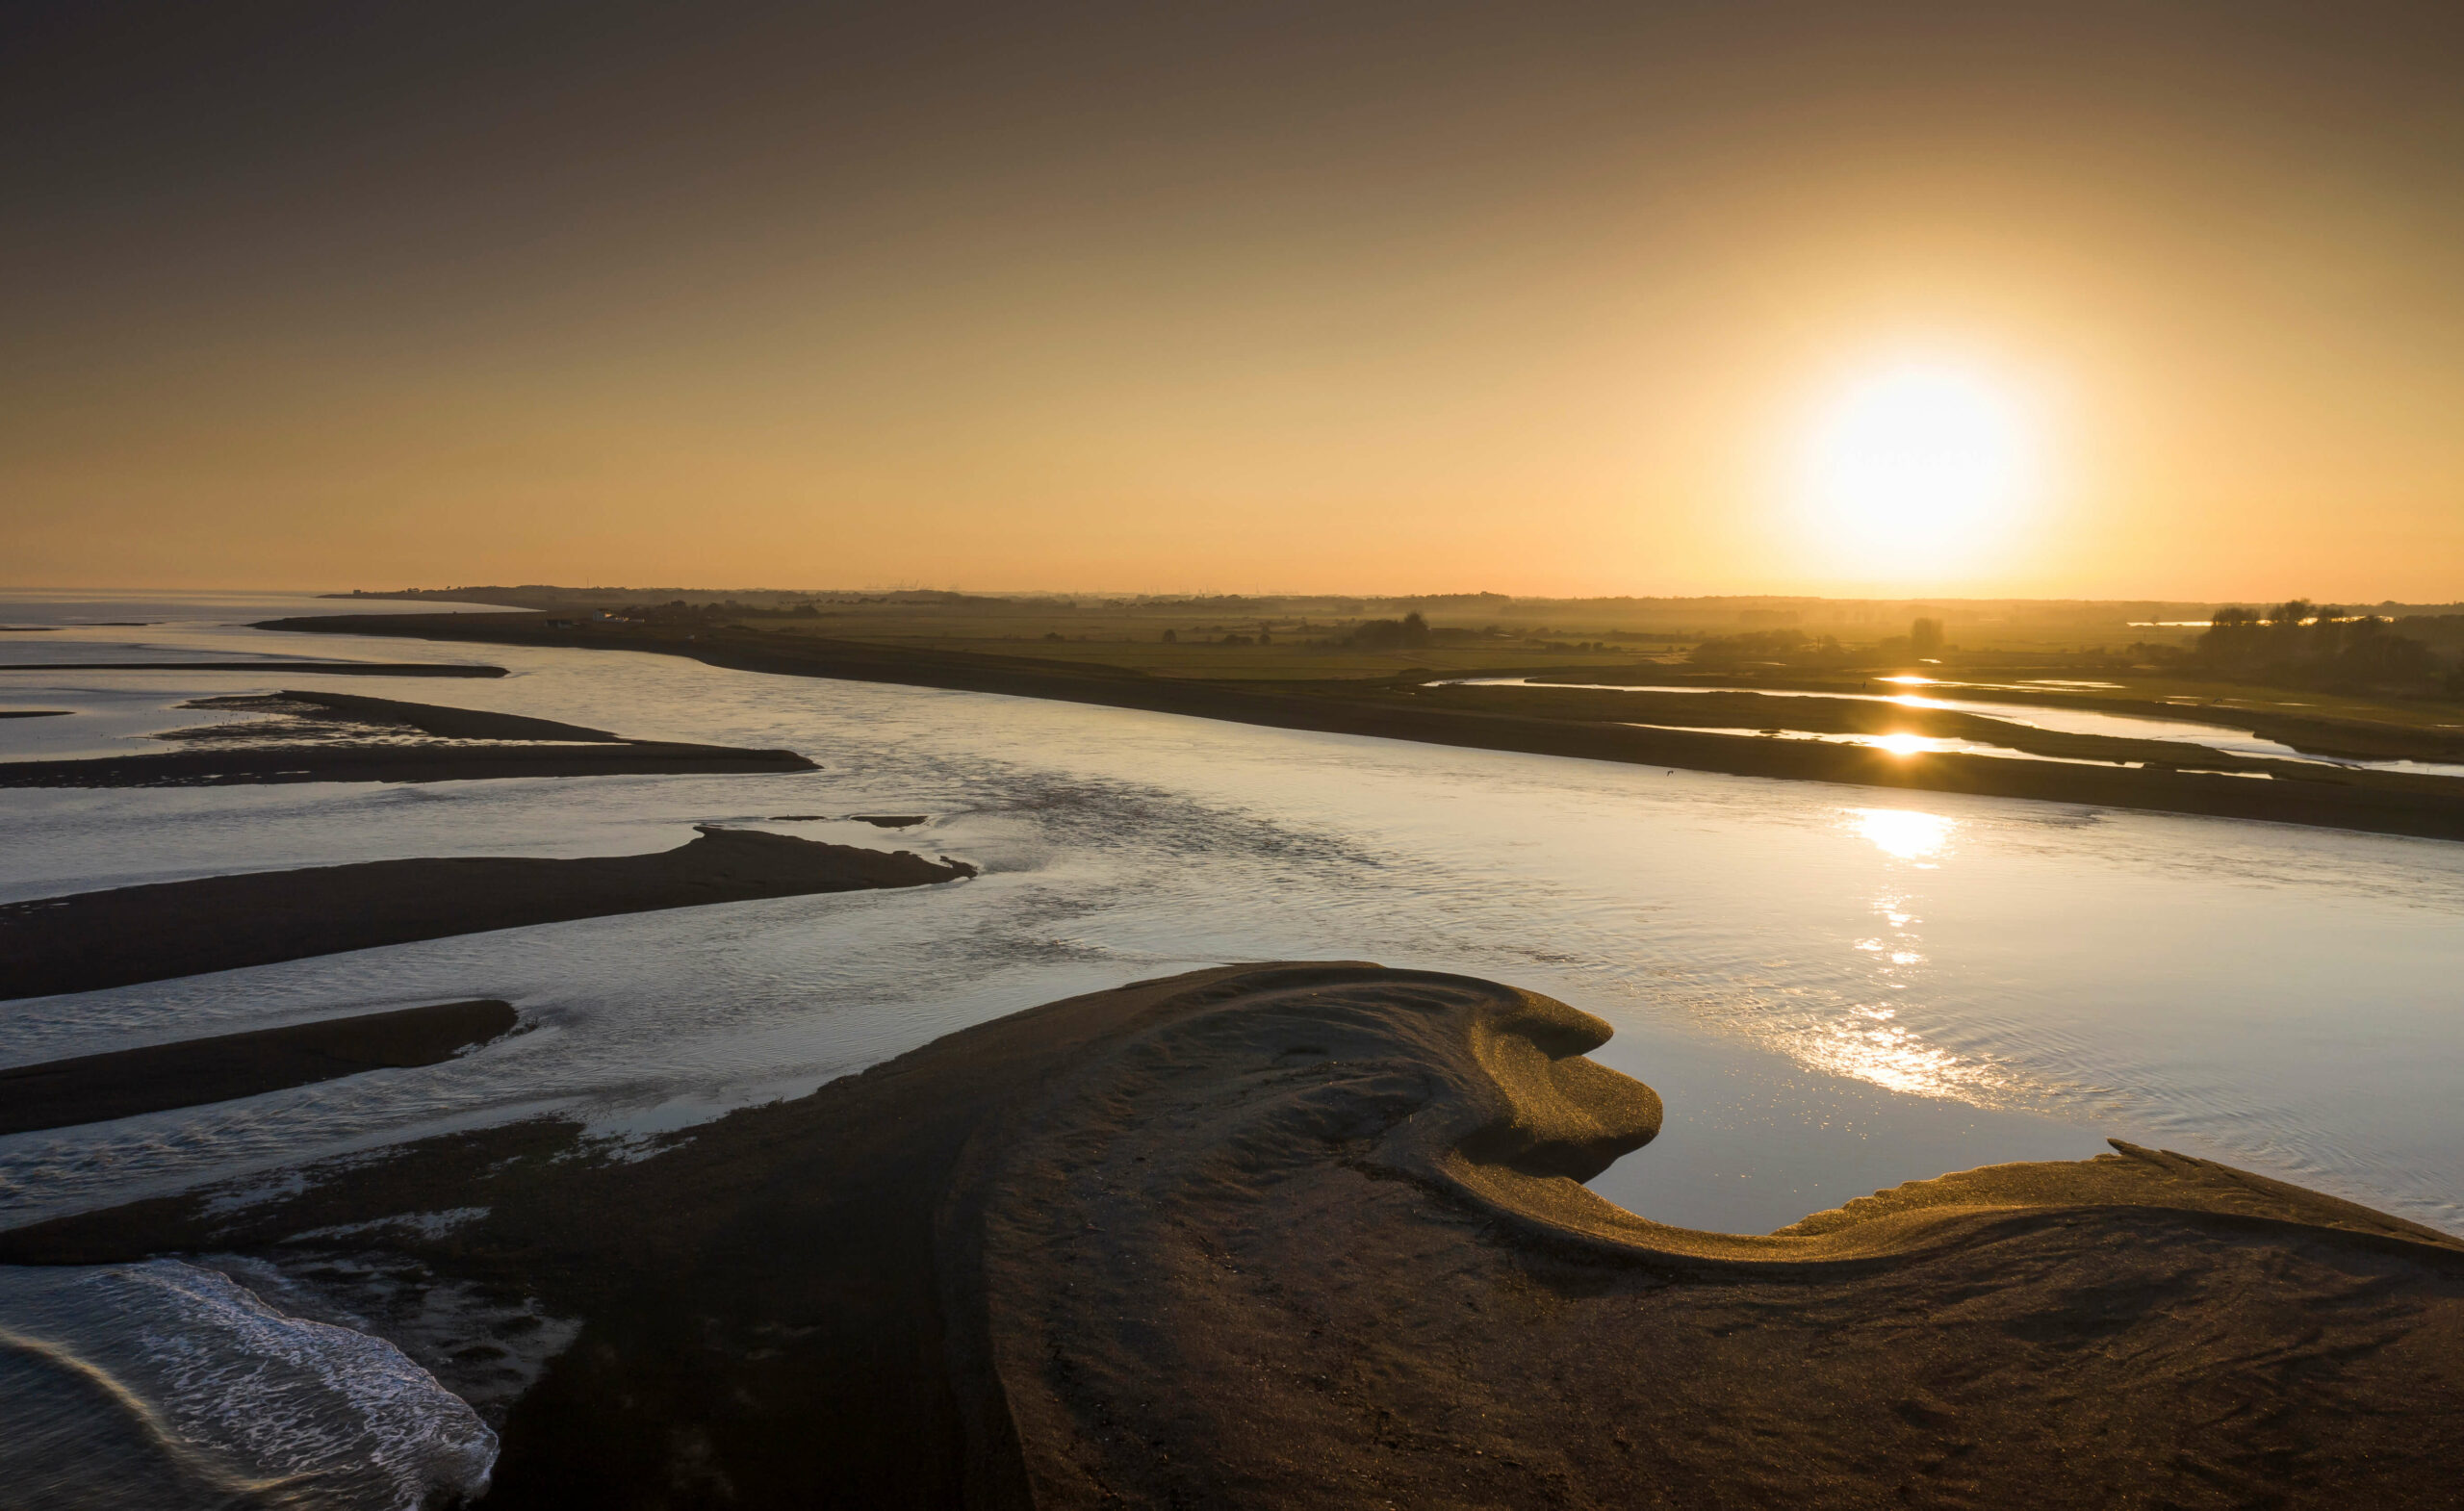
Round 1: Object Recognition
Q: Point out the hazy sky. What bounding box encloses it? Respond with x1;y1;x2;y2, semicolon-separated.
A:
6;1;2460;598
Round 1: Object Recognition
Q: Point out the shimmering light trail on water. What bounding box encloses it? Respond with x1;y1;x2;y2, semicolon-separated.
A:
1619;723;2150;767
1450;677;2464;779
4;596;2463;1249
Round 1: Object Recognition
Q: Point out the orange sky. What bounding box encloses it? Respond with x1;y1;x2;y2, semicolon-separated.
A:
5;2;2460;599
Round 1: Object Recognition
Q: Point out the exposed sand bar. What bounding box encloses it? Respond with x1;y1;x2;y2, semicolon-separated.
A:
0;829;974;1000
0;741;819;788
0;688;815;788
9;964;2457;1507
270;614;2464;843
0;999;517;1135
0;660;505;676
245;688;623;742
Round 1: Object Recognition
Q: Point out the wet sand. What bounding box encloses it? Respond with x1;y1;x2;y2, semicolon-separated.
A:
0;660;505;676
265;614;2464;843
0;999;517;1135
222;688;625;742
0;741;817;787
0;687;817;787
7;964;2457;1508
0;828;974;1000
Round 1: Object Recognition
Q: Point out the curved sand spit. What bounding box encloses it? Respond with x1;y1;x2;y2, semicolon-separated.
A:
8;964;2460;1507
977;965;2464;1508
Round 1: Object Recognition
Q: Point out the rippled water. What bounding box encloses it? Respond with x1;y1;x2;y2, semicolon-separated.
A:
5;598;2462;1237
1620;723;2148;767
0;1258;495;1510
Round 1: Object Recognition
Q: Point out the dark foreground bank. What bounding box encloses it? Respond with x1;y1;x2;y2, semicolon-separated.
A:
0;828;973;1000
7;964;2458;1508
265;613;2464;843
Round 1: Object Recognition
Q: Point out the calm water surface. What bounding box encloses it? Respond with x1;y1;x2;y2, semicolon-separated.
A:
4;596;2461;1238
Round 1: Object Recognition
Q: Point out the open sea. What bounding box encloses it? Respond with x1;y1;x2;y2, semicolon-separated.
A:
6;590;2464;1506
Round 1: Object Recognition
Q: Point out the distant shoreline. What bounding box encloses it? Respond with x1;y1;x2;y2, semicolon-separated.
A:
263;611;2464;843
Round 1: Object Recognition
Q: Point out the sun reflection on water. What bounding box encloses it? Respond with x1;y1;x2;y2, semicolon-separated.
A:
1804;1012;2000;1099
1800;809;2007;1100
1846;807;1955;859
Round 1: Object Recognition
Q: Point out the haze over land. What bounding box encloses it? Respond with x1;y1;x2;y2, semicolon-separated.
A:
6;2;2462;599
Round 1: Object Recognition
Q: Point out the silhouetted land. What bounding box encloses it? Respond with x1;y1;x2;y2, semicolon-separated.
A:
0;828;973;1000
0;999;518;1135
267;612;2464;843
9;965;2458;1508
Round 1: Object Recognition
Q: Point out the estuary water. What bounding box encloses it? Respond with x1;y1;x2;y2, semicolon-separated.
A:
5;592;2464;1504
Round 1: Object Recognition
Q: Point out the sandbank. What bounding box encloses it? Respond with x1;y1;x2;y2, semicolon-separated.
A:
0;687;817;787
0;660;505;676
0;828;974;1000
0;999;517;1135
5;964;2457;1507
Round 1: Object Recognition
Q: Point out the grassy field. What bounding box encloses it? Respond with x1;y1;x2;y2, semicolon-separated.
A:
733;615;1681;680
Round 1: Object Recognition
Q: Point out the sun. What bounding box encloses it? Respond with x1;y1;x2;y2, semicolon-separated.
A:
1793;357;2041;580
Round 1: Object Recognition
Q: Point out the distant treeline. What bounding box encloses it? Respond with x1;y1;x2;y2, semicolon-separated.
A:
2169;601;2463;695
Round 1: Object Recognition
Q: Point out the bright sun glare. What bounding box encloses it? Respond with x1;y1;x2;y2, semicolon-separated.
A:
1847;807;1956;861
1796;359;2040;579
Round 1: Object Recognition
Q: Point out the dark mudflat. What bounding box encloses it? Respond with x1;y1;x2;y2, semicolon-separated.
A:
0;999;518;1135
0;660;503;675
0;741;817;787
0;687;808;787
0;828;972;1000
267;613;2464;843
0;709;67;718
215;688;624;743
9;965;2460;1510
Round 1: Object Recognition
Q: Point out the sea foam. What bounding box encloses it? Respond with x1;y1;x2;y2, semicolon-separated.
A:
0;1257;496;1510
